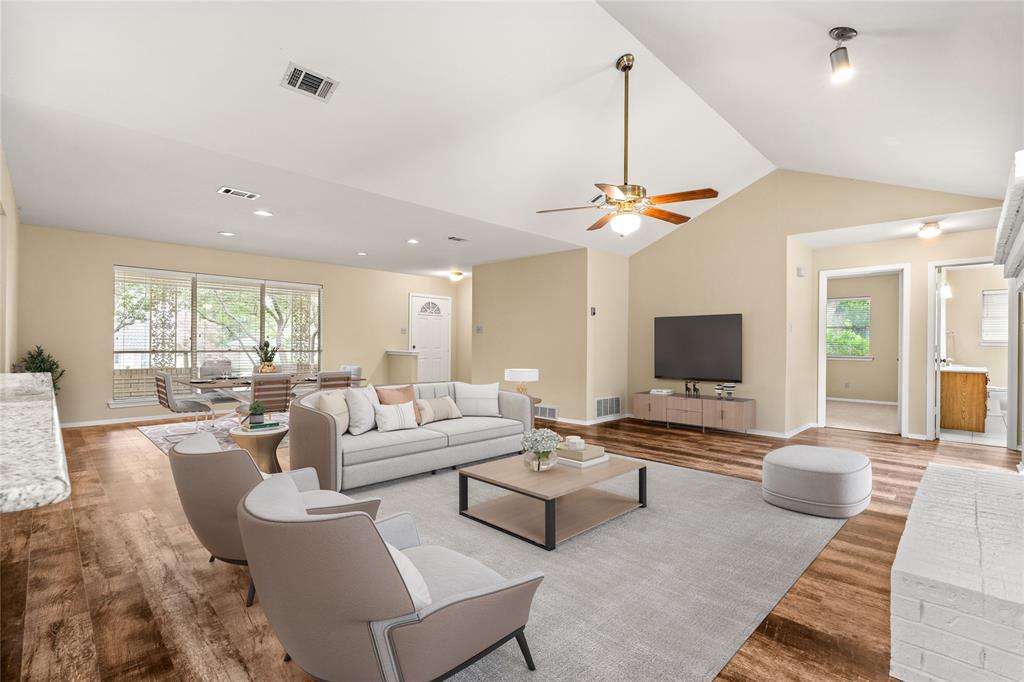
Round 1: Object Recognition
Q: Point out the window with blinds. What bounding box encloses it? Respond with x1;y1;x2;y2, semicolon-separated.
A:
825;296;872;358
981;289;1009;345
112;267;322;402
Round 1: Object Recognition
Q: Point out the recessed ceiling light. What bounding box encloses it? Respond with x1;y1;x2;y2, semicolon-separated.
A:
449;271;465;282
918;222;942;239
218;231;236;237
356;251;367;256
407;238;419;245
253;209;273;217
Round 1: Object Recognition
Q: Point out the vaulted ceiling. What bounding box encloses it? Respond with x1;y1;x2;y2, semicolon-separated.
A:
2;2;1020;277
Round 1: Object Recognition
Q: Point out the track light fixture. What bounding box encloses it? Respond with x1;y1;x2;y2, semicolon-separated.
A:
829;27;858;83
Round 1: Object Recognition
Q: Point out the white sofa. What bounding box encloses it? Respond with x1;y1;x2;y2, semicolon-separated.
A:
289;382;533;491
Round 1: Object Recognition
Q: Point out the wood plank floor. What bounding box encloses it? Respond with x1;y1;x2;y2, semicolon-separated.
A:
1;418;1018;681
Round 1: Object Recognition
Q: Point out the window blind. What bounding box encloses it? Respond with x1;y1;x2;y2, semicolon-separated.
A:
112;267;322;402
981;289;1009;344
825;296;872;358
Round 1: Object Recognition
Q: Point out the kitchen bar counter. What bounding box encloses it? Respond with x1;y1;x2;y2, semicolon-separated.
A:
0;373;70;512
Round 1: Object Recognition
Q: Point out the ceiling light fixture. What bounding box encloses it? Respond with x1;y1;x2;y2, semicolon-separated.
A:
218;231;236;237
356;251;367;256
918;221;943;239
828;27;858;83
449;271;465;282
253;209;273;217
407;238;419;245
610;213;642;236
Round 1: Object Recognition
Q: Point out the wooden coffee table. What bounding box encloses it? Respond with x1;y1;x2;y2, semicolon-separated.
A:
458;455;646;550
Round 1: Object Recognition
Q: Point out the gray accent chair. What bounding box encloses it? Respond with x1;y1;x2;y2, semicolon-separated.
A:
155;371;214;431
290;382;533;491
238;473;544;681
168;432;381;606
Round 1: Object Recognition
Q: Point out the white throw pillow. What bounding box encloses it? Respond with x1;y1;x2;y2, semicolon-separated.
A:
345;385;380;435
316;390;350;434
454;382;501;417
374;401;419;432
385;542;432;611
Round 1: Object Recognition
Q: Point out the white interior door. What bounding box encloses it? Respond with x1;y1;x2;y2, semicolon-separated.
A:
409;294;451;382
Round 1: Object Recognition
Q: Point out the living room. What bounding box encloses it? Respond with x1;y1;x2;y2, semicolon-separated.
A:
2;3;1022;682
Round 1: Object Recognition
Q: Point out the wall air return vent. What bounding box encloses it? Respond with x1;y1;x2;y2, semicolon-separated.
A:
534;405;558;421
281;62;337;102
218;186;260;200
596;396;621;419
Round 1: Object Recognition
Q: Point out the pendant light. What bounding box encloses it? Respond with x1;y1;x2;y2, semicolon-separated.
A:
829;27;858;83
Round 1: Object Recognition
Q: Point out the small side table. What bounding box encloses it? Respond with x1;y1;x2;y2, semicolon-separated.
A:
229;425;288;474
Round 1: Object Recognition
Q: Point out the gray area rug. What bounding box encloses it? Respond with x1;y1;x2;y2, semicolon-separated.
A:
362;457;844;681
137;412;289;453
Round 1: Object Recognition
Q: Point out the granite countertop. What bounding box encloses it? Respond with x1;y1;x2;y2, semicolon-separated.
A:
0;373;71;513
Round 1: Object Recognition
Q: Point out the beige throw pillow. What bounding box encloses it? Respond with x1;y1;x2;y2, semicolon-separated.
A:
315;390;350;433
416;396;463;424
374;401;419;432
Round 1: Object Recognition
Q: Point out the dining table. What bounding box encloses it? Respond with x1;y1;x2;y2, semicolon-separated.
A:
173;373;366;405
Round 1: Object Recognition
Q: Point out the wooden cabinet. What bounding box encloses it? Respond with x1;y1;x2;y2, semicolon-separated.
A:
634;393;756;433
940;371;988;432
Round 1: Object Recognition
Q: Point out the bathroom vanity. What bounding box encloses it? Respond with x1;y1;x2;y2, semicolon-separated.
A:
939;366;989;432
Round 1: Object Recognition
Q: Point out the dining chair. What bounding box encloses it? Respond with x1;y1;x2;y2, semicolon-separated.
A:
317;370;358;390
199;358;232;379
155;371;214;432
235;372;293;418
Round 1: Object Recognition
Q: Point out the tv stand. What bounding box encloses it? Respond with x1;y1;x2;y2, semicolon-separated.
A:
633;392;755;433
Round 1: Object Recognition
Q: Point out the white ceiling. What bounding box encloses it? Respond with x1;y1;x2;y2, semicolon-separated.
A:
793;207;1001;250
0;1;772;276
2;3;1019;278
601;1;1024;199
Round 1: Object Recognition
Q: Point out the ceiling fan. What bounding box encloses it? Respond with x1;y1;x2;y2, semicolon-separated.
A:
537;54;719;236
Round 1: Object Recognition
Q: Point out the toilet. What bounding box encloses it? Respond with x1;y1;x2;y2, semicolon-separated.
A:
988;386;1008;424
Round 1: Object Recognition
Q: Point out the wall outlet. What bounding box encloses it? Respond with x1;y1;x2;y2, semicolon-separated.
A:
591;306;597;316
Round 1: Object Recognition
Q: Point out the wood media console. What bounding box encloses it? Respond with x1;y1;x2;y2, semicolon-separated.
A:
633;392;755;433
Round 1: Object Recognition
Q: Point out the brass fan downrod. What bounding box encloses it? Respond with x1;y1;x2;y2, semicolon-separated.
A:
616;53;634;186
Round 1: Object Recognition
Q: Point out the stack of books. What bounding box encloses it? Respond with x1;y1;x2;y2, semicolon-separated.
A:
556;443;609;469
245;420;281;431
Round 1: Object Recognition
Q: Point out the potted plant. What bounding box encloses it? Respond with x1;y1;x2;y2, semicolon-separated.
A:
247;400;266;425
17;345;67;393
253;340;279;373
521;427;562;472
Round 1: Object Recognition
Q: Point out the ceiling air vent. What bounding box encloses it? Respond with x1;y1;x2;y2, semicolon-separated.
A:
448;236;469;242
218;186;260;200
281;62;337;102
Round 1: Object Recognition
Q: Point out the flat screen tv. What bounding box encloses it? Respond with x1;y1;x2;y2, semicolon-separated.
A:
654;314;742;382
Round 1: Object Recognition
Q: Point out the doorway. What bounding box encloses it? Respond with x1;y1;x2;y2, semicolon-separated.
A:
928;260;1012;447
818;264;910;436
409;293;451;382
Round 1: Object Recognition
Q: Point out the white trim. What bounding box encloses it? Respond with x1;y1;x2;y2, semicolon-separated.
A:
546;413;627;426
62;408;238;429
905;433;930;441
748;422;817;439
818;263;911;438
825;397;898;406
827;356;875;362
408;292;453;382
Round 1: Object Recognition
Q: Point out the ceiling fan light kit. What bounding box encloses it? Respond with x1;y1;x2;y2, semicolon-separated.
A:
537;54;718;236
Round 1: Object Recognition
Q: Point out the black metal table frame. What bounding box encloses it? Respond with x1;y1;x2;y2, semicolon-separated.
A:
458;466;647;551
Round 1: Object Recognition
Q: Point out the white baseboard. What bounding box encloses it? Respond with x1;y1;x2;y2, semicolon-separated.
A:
62;407;237;429
542;413;628;426
905;433;930;441
826;398;898;406
748;422;818;439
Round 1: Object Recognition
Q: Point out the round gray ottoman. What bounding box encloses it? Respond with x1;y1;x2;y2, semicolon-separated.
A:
762;445;872;518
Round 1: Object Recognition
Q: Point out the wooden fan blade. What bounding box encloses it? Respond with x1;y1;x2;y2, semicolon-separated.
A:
536;205;600;214
643;207;690;225
648;188;719;205
587;213;614;231
595;183;627;201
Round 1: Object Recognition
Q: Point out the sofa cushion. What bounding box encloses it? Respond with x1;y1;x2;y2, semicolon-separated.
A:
374;401;419;432
402;545;503;603
454;382;501;417
340;427;447;466
421;416;524;447
386;543;432;611
412;382;455;400
376;384;422;424
345;385;380;436
316;390;350;434
416;396;462;424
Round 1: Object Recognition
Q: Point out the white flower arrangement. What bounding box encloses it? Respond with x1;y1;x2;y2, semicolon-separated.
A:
522;428;562;459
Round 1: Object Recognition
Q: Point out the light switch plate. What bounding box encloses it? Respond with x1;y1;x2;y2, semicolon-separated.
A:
475;325;484;334
400;327;407;335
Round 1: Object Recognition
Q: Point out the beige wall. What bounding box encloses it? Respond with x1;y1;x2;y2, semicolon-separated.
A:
586;249;629;421
472;249;588;419
825;274;900;403
18;225;459;424
630;169;1000;434
0;146;19;372
944;265;1009;387
812;229;999;435
454;278;473;382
